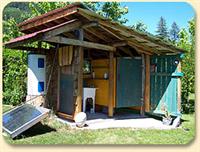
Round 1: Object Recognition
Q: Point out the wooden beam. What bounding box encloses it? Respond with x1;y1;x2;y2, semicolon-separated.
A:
10;46;55;52
74;29;84;115
112;41;127;47
98;25;122;40
118;47;134;57
144;54;150;112
45;36;116;52
82;21;99;29
83;31;102;42
44;20;98;40
108;52;114;117
57;112;73;120
42;20;82;39
84;28;110;42
93;22;155;55
127;41;153;55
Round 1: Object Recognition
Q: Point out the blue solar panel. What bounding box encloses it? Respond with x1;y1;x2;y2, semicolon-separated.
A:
3;104;49;138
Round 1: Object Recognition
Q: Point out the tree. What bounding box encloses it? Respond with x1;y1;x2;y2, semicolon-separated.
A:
3;2;31;23
177;18;195;113
156;16;169;40
99;2;128;24
132;21;147;33
170;22;180;43
3;18;27;105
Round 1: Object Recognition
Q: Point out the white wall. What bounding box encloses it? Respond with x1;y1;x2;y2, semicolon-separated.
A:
27;54;46;95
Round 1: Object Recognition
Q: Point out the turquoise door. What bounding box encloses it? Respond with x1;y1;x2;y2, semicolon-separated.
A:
116;57;142;108
150;55;182;116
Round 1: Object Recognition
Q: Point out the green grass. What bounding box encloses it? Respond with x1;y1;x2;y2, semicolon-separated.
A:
3;105;195;144
2;104;14;113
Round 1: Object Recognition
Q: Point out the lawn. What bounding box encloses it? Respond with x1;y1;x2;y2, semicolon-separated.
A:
3;104;195;144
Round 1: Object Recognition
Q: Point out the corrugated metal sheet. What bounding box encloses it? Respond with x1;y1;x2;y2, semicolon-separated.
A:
4;19;78;47
150;55;181;116
116;57;142;108
59;74;74;115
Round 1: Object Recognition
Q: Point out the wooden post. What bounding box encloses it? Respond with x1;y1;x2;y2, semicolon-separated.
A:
141;54;145;115
177;62;182;113
75;29;84;115
108;52;114;117
57;66;60;111
144;54;150;112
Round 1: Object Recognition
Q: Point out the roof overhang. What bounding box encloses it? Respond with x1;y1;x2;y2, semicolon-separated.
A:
4;2;185;55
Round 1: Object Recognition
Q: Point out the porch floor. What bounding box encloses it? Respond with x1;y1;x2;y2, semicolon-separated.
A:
57;112;175;130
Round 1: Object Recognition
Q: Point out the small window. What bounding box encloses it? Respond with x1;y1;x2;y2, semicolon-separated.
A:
38;58;44;68
83;60;91;74
38;81;44;92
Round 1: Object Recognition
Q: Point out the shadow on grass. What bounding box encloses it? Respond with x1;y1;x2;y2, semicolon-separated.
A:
14;122;56;140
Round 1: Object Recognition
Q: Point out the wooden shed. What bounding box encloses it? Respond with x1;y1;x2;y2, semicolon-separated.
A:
4;3;185;120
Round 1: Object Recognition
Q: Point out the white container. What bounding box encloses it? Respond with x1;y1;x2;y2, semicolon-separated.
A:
104;72;108;79
74;112;87;128
27;54;46;95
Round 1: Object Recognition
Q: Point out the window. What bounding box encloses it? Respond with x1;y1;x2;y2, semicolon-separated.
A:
38;81;44;92
38;58;44;68
83;60;91;74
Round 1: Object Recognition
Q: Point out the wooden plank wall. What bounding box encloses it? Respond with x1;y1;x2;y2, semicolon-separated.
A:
45;50;58;110
56;46;80;120
45;45;80;120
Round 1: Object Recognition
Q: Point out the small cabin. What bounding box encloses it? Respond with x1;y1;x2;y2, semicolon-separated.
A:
4;3;184;120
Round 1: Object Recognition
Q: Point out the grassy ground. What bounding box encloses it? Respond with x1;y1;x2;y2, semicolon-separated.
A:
3;104;195;144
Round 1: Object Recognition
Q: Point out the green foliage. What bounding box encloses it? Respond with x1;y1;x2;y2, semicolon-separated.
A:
3;18;22;42
177;18;195;113
3;7;22;21
132;21;147;33
156;16;169;40
28;2;70;17
3;49;27;105
28;2;128;24
3;2;31;23
3;5;28;105
99;2;128;24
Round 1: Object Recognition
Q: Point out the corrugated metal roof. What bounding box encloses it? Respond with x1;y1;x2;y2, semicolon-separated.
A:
4;19;79;48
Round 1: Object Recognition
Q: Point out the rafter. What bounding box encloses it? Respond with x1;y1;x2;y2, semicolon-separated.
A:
45;36;116;52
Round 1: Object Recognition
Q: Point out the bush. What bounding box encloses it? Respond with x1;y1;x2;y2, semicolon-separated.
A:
3;49;27;105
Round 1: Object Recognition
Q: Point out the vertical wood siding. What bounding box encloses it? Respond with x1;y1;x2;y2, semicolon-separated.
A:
150;55;181;116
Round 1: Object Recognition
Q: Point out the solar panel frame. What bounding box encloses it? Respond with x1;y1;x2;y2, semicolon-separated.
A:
3;104;49;138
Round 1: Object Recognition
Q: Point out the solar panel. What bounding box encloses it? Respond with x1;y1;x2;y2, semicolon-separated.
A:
3;104;49;138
